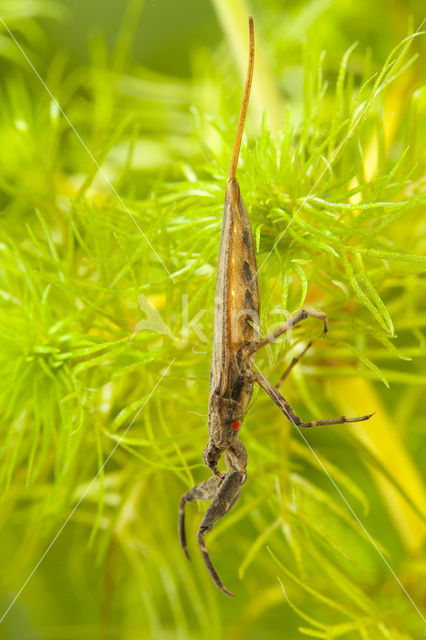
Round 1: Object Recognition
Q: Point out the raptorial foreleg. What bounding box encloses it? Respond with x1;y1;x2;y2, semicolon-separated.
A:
178;474;223;560
197;470;244;597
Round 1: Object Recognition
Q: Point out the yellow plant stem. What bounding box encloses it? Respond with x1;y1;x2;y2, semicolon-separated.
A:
343;64;425;551
210;0;283;135
329;377;425;552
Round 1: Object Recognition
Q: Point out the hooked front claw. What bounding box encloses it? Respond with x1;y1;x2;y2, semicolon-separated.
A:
196;470;244;596
178;475;224;562
197;530;234;597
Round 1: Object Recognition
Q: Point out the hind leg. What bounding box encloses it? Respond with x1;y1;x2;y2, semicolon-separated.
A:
252;369;373;428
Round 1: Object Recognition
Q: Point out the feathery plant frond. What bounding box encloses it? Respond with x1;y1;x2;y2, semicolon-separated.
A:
155;30;425;379
0;3;425;639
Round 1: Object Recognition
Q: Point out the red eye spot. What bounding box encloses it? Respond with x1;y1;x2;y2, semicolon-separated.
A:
232;420;241;431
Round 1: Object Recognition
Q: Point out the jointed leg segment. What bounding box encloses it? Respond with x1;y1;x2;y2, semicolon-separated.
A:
252;370;373;428
179;470;244;597
179;308;373;597
245;308;372;427
179;474;222;560
197;471;243;596
275;341;313;389
246;308;328;356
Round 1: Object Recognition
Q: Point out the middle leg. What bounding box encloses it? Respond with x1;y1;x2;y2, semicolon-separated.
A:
245;308;328;356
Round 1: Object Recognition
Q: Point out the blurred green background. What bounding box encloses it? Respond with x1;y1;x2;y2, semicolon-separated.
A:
0;0;425;639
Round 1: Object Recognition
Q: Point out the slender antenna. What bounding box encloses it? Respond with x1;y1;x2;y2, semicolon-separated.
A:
228;16;255;181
